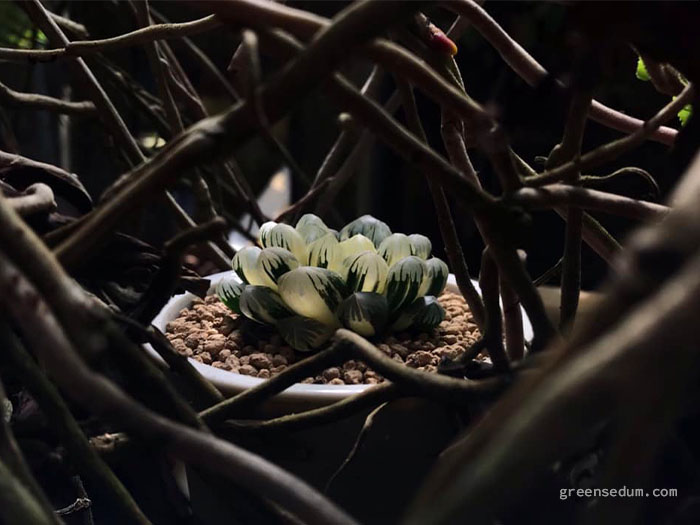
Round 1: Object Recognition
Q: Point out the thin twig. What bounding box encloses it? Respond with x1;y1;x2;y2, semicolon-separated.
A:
507;185;669;221
394;77;486;328
478;249;509;372
64;15;221;55
527;83;695;187
441;0;680;145
223;383;401;434
0;80;96;115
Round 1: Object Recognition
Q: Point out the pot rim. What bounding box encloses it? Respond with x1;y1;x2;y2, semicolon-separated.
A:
146;271;533;404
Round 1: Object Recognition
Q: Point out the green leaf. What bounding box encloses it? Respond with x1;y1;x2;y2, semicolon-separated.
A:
419;257;449;297
378;233;414;267
257;247;299;290
231;246;262;285
239;286;293;325
636;57;650;81
411;296;446;331
261;223;307;262
337;292;388;337
338;234;376;261
276;315;335;352
278;267;347;326
391;296;445;332
258;221;276;246
409;234;432;259
678;103;692;126
296;213;330;243
344;251;389;293
385;256;427;312
339;215;392;247
307;233;343;272
216;278;245;314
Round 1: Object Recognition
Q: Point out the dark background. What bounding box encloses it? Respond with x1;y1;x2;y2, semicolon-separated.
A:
1;1;682;290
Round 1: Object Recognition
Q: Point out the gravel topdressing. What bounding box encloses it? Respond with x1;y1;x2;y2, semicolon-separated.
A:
165;290;481;385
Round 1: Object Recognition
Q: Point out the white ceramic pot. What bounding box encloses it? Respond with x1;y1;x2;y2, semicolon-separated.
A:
146;272;532;410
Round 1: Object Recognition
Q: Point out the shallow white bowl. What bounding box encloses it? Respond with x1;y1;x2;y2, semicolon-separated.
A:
147;272;532;407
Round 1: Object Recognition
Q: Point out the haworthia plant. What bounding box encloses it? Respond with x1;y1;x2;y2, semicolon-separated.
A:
218;214;449;351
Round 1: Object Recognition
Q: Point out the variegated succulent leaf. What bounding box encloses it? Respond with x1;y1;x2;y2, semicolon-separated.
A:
239;286;293;324
278;267;347;326
260;222;307;261
296;213;330;243
216;278;245;314
257;247;299;290
378;233;413;267
307;233;343;273
276;315;335;352
411;296;445;331
336;292;388;337
338;233;376;262
391;295;444;332
232;246;263;285
339;214;392;247
385;255;427;312
419;257;449;297
409;234;432;259
344;250;389;293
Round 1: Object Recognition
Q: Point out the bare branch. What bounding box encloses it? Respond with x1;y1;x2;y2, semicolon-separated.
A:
508;184;670;220
0;81;96;115
527;82;695;187
64;15;221;56
441;0;680;145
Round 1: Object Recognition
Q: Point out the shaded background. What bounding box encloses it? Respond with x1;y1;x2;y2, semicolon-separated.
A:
1;1;681;291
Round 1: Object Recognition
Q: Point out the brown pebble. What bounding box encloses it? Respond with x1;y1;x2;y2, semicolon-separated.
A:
203;338;225;356
239;365;257;376
343;370;363;384
322;367;341;381
257;369;271;379
444;335;458;344
218;349;232;360
272;354;288;367
200;352;212;365
406;351;432;368
377;344;392;356
249;353;272;370
328;378;344;385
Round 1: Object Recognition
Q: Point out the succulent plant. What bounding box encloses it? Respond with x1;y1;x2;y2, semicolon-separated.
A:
216;214;448;352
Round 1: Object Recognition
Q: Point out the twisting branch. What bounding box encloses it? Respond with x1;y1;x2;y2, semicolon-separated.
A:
526;83;695;187
0;458;57;525
0;249;358;525
0;81;96;115
336;330;507;403
133;217;226;324
507;185;670;221
64;15;221;56
441;0;680;145
0;325;152;525
223;383;401;434
478;249;509;372
201;344;348;424
5;183;57;216
500;250;525;361
394;78;486;329
548;88;592;331
0;376;60;524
